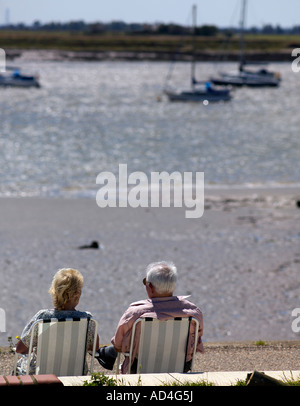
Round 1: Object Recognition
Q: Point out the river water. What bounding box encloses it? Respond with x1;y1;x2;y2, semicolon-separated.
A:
0;60;299;198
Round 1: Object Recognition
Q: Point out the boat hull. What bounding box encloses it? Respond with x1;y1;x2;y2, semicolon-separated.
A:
165;89;231;102
0;75;40;88
211;72;280;87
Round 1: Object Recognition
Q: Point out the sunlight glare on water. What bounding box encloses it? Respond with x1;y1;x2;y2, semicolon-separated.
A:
0;60;299;197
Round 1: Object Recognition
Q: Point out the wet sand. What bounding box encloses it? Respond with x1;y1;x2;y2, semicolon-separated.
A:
0;186;299;347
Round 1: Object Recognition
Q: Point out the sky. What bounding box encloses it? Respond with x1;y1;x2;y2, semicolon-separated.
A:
0;0;299;28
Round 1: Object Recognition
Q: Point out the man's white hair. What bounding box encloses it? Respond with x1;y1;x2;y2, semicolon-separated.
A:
146;261;177;295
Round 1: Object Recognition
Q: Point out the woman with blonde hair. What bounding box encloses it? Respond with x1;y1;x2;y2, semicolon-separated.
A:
15;268;99;375
48;267;83;311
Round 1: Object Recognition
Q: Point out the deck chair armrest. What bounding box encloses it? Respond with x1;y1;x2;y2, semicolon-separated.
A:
13;347;19;375
115;352;130;375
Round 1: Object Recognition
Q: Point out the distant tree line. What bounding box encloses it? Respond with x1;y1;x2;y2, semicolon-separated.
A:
1;20;300;35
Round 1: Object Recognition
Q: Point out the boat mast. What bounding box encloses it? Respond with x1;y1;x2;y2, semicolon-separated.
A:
191;4;197;89
239;0;247;71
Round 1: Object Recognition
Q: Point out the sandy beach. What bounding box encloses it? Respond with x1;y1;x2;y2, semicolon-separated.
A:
0;186;299;351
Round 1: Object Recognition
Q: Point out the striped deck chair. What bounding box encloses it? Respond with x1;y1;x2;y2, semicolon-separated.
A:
14;317;98;376
117;316;199;374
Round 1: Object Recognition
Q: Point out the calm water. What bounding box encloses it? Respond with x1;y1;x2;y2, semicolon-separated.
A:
0;60;299;198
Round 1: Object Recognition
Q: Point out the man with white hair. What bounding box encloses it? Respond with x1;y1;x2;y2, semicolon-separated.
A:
96;261;204;374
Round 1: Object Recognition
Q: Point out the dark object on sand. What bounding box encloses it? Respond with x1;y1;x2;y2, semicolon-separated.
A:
246;371;289;386
296;200;300;208
78;240;99;249
95;346;118;370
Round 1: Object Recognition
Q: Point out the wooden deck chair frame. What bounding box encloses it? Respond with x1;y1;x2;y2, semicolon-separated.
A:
13;317;98;376
116;316;199;374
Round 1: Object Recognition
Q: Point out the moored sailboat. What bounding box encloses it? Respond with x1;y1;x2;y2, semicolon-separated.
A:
164;4;232;103
210;0;281;87
0;67;40;88
164;80;231;102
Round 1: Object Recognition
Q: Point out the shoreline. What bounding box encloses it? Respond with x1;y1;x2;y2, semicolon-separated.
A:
5;48;294;63
1;182;299;200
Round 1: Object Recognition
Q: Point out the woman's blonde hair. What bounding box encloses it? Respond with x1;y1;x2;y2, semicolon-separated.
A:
49;268;83;310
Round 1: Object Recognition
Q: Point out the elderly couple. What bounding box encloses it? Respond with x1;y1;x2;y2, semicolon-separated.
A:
15;261;204;375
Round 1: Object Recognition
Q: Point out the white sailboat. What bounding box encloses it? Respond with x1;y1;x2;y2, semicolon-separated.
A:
164;4;232;103
210;0;281;87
